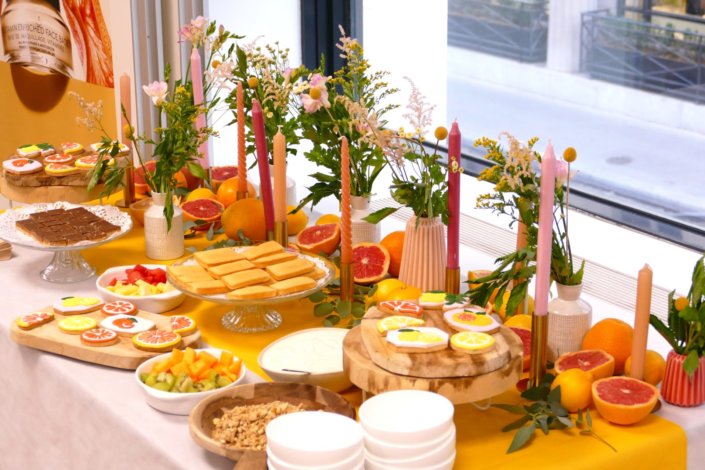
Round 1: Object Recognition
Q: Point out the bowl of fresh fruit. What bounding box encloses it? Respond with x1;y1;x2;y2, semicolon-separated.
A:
135;347;247;415
96;264;186;314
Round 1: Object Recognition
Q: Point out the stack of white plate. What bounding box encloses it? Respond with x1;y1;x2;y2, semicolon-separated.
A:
265;411;364;470
358;390;456;470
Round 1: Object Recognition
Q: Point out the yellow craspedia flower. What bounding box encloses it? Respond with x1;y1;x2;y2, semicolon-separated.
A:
309;87;322;100
563;147;577;163
211;60;221;69
247;76;259;88
122;124;133;140
434;126;448;140
674;296;689;312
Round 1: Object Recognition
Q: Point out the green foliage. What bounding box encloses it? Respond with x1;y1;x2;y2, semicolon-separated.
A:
307;277;374;329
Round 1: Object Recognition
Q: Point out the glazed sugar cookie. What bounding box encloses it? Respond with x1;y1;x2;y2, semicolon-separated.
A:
58;316;98;334
80;328;119;347
377;300;423;318
3;158;43;175
101;300;137;316
170;315;197;336
61;142;84;155
386;327;449;353
15;311;54;330
44;153;74;164
418;291;447;310
16;144;41;158
100;314;155;336
376;315;425;336
53;296;103;315
90;142;129;155
45;163;79;176
132;329;182;352
450;331;496;355
37;143;55;157
444;307;500;334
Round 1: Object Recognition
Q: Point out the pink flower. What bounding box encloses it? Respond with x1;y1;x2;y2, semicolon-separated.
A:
302;73;330;113
555;160;577;186
142;81;168;106
179;16;208;46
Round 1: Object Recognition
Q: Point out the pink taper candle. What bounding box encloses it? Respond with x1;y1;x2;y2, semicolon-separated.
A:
237;81;247;195
190;47;209;169
119;73;131;149
533;142;557;316
630;264;653;380
273;128;287;223
447;121;461;270
340;137;352;264
252;99;275;234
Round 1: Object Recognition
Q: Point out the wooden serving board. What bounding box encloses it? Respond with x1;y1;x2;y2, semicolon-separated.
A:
361;307;517;378
9;307;201;369
0;174;105;204
344;326;523;404
4;169;91;187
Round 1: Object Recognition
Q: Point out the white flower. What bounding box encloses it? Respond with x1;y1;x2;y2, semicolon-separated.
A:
204;60;235;91
555;160;578;186
142;81;168;106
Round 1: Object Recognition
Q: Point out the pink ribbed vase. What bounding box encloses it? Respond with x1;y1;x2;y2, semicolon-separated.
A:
660;351;705;407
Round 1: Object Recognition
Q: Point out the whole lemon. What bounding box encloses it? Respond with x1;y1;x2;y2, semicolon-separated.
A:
551;368;594;412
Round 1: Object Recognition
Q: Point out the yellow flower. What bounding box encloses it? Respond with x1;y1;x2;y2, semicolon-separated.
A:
247;76;259;88
212;60;221;69
674;296;689;312
434;126;448;140
309;87;322;100
563;147;577;163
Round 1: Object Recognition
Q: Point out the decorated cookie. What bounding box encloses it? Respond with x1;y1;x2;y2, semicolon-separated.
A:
3;158;43;175
90;142;129;155
450;331;496;355
37;143;55;157
132;329;182;352
418;291;447;310
53;296;103;315
15;311;54;330
170;315;197;336
101;300;137;316
442;295;470;312
444;307;500;334
58;316;98;334
80;327;119;347
45;163;79;176
376;315;426;336
16;144;41;158
61;142;84;155
100;314;155;336
74;154;99;170
386;327;449;354
44;153;74;164
377;300;423;318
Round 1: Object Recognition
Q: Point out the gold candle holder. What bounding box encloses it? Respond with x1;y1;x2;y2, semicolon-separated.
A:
340;262;354;302
236;190;248;201
274;220;288;247
529;314;549;388
445;267;460;294
266;229;275;242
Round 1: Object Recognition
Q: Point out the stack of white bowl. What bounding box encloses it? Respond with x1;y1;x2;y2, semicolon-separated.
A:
265;411;365;470
358;390;456;470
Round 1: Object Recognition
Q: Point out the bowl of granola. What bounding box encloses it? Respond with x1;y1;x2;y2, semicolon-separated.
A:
188;382;356;462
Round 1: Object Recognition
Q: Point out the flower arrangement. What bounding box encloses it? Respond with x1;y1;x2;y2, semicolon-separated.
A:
650;255;705;376
295;27;397;208
551;148;584;286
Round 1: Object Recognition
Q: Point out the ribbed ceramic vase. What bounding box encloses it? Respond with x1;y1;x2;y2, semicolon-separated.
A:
661;351;705;407
144;192;184;260
350;196;381;244
547;283;592;361
398;216;446;292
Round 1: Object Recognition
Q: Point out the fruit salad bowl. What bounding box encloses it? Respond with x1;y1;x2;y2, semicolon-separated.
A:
135;347;247;415
96;264;186;314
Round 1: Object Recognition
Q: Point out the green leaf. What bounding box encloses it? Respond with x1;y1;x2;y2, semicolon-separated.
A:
537;416;549;435
684;349;700;377
501;415;531;432
314;303;335;317
337;300;352;318
362;207;398;224
547;384;561;404
323;314;341;327
507;423;535;454
492;404;526;415
308;291;327;303
557;416;574;428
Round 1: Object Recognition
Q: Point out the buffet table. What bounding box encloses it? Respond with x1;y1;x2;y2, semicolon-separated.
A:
1;217;702;470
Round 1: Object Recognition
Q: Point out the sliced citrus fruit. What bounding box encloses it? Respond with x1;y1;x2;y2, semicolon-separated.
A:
182;198;224;231
582;318;634;374
592;376;658;425
509;326;531;371
555;349;615;380
352;242;390;284
296;223;341;256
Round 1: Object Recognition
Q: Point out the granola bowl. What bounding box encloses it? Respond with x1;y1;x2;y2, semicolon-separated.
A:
188;382;356;462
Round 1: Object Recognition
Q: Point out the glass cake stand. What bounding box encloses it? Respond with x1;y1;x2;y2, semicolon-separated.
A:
167;250;336;333
0;202;133;283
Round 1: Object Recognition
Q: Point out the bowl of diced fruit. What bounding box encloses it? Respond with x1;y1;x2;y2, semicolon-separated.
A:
135;347;247;415
96;264;186;314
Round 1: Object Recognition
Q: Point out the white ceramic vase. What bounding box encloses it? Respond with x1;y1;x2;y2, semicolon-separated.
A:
547;283;592;361
398;216;446;291
351;196;381;244
144;192;184;260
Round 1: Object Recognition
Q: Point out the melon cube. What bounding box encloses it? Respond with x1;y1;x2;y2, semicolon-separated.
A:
152;358;172;373
198;351;218;367
171;348;184;363
183;347;197;364
228;358;242;376
170;362;189;377
189;359;209;379
219;350;234;367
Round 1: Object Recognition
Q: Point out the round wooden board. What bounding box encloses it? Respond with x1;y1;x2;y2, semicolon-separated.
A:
1;174;106;204
361;307;518;378
344;326;523;404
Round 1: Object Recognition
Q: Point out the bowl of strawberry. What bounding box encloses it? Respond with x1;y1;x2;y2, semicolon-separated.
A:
96;264;186;314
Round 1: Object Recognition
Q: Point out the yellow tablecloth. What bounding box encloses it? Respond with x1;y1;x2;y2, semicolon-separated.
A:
80;217;686;470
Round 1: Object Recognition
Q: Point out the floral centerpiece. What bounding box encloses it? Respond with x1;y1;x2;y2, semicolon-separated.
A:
551;148;584;286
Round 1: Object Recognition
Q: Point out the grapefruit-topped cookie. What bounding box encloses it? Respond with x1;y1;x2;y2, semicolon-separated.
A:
377;300;423;318
53;296;103;315
132;329;182;352
101;314;155;336
80;327;119;347
3;157;43;175
386;327;449;353
444;307;500;334
45;163;79;176
58;316;98;334
15;311;54;330
44;153;75;164
376;315;425;336
61;142;84;155
101;300;137;316
170;315;197;336
450;331;496;355
90;142;129;155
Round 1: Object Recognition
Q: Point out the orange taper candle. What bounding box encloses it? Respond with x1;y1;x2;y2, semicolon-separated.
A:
237;81;247;195
630;264;653;380
273;128;287;223
340;137;352;264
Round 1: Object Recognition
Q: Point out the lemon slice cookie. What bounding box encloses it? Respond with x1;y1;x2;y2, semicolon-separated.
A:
386;327;449;353
376;315;425;336
450;331;496;355
58;316;98;334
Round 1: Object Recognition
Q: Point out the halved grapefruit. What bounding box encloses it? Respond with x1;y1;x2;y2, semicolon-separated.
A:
182;198;224;231
509;326;531;371
554;349;615;380
592;376;658;425
352;243;390;284
211;165;237;188
134;161;156;197
296;223;340;256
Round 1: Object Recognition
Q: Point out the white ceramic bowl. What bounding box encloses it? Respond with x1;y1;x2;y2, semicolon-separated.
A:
267;446;364;470
363;423;456;461
258;328;352;392
135;348;247;415
96;264;186;314
358;390;455;445
364;426;456;468
366;451;456;470
266;411;363;466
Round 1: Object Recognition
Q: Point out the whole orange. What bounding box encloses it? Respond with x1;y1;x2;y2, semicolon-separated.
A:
380;231;405;278
286;205;309;236
582;318;634;375
221;198;266;242
624;350;667;386
216;177;256;208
